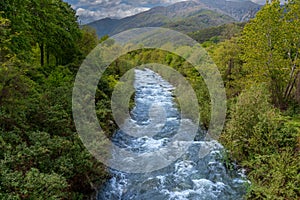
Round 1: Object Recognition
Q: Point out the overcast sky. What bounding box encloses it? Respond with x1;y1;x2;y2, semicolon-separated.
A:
64;0;284;24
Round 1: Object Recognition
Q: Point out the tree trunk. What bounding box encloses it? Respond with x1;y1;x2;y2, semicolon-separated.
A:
286;71;300;103
39;43;44;66
296;72;300;104
55;56;58;66
226;59;233;77
46;45;50;66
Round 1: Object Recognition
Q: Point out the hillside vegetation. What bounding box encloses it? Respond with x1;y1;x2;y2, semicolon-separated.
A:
207;1;300;198
0;1;111;198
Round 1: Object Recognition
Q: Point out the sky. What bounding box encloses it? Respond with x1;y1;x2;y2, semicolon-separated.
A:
64;0;282;24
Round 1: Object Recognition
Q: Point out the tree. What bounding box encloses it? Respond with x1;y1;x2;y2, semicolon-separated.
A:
77;26;99;58
1;0;81;66
282;0;300;104
211;37;244;97
0;4;110;199
240;0;300;108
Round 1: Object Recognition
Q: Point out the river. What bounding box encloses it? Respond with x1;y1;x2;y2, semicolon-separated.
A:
98;68;248;200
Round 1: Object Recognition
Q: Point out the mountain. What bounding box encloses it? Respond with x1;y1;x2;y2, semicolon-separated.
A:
195;0;261;21
163;10;236;33
86;0;261;37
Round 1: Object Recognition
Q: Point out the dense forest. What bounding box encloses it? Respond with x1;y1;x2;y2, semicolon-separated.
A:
0;0;299;199
0;0;111;198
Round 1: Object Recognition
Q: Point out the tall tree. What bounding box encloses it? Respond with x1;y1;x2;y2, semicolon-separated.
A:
282;0;300;103
211;37;244;97
1;0;81;66
240;0;300;108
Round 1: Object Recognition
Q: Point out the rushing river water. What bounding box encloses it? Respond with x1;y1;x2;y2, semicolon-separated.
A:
98;68;248;200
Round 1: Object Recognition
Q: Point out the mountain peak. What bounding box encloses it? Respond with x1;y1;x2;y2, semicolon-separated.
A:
87;0;261;37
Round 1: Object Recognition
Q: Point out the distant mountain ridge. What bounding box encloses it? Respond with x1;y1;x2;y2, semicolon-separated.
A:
87;0;261;37
193;0;261;21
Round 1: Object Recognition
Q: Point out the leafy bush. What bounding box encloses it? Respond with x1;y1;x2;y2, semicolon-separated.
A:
221;84;300;199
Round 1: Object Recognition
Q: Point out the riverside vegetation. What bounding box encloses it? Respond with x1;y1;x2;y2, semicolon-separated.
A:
0;0;299;199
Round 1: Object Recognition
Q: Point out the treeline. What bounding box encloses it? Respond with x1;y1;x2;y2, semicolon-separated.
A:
188;22;246;44
0;0;113;199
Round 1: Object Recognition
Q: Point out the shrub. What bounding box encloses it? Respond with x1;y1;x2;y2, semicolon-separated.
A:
221;83;300;199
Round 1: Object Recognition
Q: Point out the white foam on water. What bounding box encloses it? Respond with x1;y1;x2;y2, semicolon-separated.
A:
98;68;248;200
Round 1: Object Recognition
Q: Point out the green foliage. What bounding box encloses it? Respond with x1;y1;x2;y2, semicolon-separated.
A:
245;151;300;199
222;84;273;159
0;63;110;198
188;22;245;43
1;0;81;66
240;0;300;108
97;48;212;129
208;2;300;198
1;167;68;199
0;3;109;199
221;84;300;199
210;37;244;97
77;26;99;59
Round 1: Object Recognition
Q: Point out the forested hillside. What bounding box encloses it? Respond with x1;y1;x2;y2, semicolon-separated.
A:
0;0;299;199
208;1;300;198
0;0;112;198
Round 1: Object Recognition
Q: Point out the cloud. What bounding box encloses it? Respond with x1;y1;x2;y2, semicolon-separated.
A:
76;6;149;24
69;0;287;24
125;0;189;6
250;0;268;4
78;0;122;7
69;0;188;24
